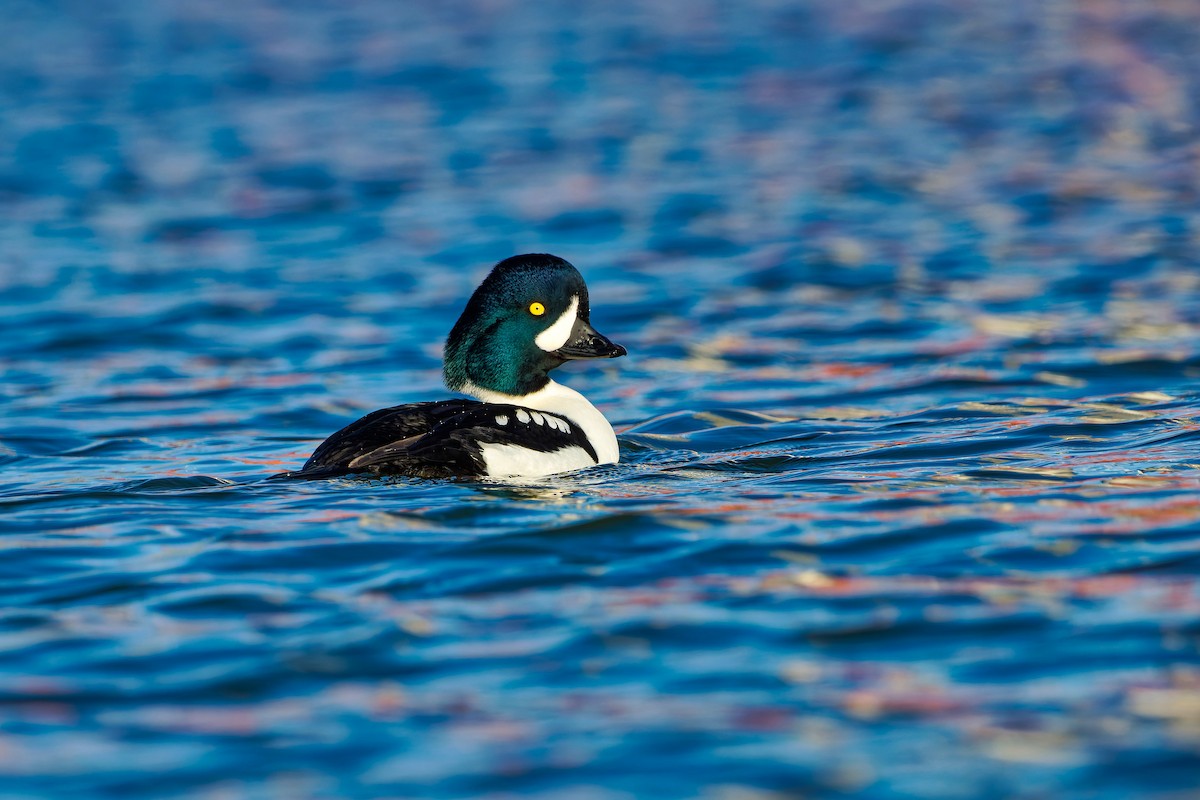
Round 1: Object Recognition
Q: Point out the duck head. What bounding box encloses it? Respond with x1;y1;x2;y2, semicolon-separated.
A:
443;254;626;397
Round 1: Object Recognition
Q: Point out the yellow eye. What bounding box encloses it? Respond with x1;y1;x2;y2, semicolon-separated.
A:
529;302;545;316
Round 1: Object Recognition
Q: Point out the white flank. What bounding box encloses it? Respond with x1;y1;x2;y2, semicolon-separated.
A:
534;295;578;352
478;443;597;478
462;379;620;467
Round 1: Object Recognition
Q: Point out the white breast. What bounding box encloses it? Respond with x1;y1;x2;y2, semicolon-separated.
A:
461;379;621;469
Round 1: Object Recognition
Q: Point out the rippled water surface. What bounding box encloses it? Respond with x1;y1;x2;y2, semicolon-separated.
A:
3;1;1200;798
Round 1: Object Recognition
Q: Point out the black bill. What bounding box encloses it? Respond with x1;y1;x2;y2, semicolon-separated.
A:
555;318;627;360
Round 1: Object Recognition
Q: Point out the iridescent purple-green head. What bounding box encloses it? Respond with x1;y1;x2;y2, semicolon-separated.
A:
443;254;626;397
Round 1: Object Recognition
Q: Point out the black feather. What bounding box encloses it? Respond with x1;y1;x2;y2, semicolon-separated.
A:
281;400;597;480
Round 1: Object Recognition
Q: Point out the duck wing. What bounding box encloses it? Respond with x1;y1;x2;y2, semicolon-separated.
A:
288;399;478;478
298;403;599;479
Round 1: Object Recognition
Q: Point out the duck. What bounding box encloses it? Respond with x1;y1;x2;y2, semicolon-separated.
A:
287;253;627;480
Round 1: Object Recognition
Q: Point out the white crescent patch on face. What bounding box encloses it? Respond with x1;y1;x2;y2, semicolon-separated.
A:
534;295;579;352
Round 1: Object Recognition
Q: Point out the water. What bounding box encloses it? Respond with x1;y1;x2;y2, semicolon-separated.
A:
2;1;1200;797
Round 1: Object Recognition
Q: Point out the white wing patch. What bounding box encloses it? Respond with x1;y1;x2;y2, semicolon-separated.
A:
534;295;579;352
500;408;569;432
478;442;596;478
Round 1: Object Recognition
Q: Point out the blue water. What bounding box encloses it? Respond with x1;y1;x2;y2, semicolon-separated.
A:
3;1;1200;798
